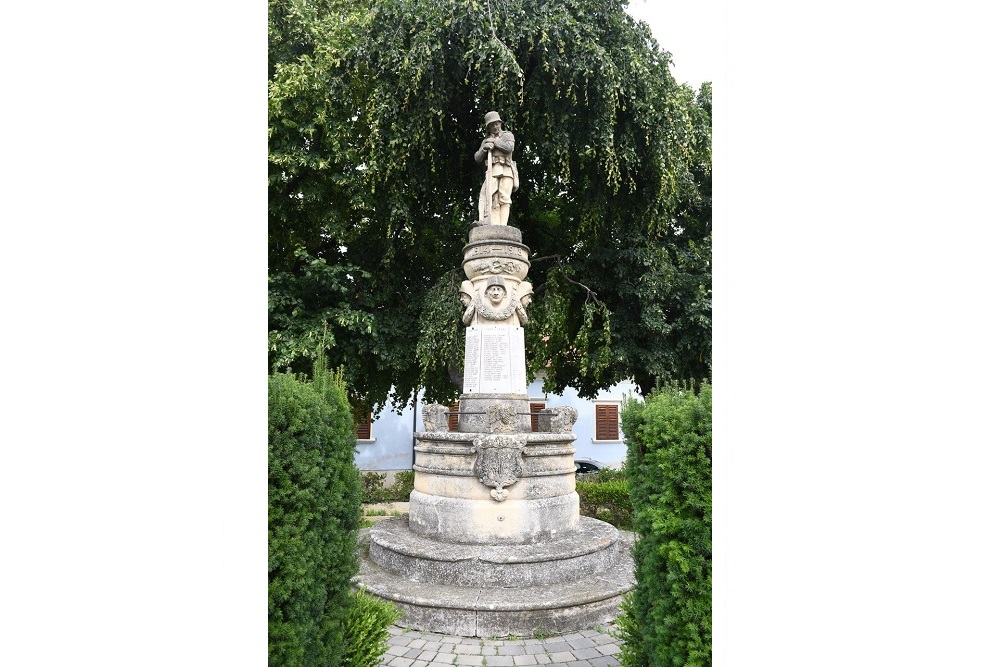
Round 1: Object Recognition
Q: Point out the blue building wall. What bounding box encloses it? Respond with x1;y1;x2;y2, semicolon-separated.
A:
354;378;641;472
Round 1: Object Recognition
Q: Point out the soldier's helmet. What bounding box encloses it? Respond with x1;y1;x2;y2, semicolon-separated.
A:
485;275;507;290
483;111;502;128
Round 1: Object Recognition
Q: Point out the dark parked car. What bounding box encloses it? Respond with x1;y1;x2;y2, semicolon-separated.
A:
574;458;605;476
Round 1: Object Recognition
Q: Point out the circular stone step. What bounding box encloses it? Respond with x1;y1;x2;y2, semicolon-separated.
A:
368;515;623;587
354;523;635;638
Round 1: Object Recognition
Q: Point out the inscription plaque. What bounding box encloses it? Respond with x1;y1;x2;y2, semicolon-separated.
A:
462;326;527;394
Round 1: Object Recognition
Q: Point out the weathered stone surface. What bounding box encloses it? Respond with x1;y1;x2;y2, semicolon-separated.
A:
369;516;623;587
422;403;451;432
537;406;579;434
469;224;522;244
455;394;532;433
407;490;580;544
355;528;636;638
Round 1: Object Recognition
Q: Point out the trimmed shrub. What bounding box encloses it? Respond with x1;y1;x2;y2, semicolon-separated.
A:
360;472;388;503
268;363;362;667
385;470;415;502
360;470;415;504
617;382;711;667
577;469;633;530
343;590;402;667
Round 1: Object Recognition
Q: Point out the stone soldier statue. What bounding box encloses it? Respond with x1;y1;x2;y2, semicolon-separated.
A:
474;111;518;225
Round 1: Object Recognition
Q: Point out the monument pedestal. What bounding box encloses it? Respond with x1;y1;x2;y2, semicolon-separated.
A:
353;219;634;636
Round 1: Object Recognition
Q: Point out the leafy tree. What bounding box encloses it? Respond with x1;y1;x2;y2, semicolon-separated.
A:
269;0;711;409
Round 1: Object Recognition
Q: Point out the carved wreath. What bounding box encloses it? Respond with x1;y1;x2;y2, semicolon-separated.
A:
476;298;517;321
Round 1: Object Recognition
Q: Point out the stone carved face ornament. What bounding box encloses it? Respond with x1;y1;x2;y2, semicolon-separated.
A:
471;433;527;502
486;284;505;305
476;278;517;321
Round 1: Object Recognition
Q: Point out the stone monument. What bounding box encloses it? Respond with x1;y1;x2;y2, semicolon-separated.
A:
355;111;634;637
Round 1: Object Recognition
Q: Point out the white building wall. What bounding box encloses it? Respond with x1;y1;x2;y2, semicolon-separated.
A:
353;397;418;471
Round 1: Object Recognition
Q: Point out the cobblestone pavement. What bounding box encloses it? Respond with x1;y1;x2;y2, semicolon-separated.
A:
380;623;623;667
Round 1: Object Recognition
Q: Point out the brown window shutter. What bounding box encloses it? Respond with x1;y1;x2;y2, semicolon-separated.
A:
595;404;618;440
529;402;546;432
448;401;460;432
355;405;372;440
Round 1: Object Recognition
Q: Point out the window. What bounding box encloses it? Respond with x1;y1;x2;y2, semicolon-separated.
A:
529;402;546;432
448;401;460;432
595;404;619;441
355;407;372;440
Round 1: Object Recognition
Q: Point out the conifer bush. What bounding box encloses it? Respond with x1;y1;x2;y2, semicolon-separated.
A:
268;362;363;666
618;383;712;667
343;590;402;667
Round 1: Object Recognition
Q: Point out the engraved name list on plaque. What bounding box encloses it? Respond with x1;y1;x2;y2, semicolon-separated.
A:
462;325;528;394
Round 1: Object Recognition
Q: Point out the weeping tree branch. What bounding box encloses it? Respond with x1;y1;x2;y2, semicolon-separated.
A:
530;254;605;307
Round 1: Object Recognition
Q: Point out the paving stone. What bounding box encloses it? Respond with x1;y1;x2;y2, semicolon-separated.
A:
533;655;552;665
513;655;539;665
566;661;592;667
411;661;429;667
409;639;429;650
387;645;410;656
523;645;546;655
589;656;621;667
596;644;621;656
567;638;597;650
497;644;526;656
418;650;439;662
540;641;571;653
570;647;600;660
580;629;600;638
547;651;575;663
388;657;415;667
389;635;414;647
461;638;483;645
457;645;484;655
484;656;515;666
522;638;542;646
423;641;444;652
560;633;585;641
428;663;454;667
388;626;406;636
405;648;427;658
591;634;617;646
455;655;484;666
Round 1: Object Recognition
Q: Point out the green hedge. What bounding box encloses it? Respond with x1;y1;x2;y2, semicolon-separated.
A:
268;363;363;667
577;468;633;530
617;383;712;667
360;470;415;504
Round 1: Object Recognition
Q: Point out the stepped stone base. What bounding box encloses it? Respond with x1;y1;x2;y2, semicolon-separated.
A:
354;516;635;638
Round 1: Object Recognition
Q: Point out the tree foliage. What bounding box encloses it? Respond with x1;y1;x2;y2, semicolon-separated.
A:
269;0;711;409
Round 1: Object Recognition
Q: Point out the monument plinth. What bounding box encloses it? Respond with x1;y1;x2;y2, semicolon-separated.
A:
355;111;634;637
